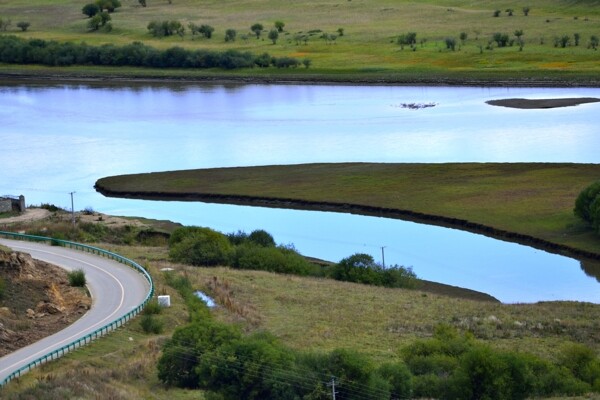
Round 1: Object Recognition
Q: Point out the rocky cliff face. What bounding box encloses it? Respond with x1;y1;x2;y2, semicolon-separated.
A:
0;248;91;356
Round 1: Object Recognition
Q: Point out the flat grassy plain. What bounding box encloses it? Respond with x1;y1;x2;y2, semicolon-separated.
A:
95;163;600;257
1;0;599;82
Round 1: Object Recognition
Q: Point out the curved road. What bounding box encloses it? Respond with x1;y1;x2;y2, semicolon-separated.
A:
0;239;151;383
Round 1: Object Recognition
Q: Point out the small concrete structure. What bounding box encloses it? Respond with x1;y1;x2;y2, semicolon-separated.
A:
157;295;171;307
0;195;25;213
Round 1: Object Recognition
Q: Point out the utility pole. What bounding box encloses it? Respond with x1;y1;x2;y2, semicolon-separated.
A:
327;376;337;400
381;246;386;268
69;191;76;228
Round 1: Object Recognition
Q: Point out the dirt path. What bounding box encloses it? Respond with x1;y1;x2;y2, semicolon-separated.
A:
0;209;50;225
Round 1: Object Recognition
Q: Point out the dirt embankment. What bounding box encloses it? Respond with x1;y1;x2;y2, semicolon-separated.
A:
0;249;91;357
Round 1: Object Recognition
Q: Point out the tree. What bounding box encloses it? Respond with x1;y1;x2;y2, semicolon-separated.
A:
574;181;600;233
559;35;571;48
199;24;214;39
397;32;417;49
459;31;468;44
138;0;147;6
445;37;457;51
514;29;524;39
251;23;263;38
268;29;279;44
82;3;100;18
523;6;530;16
493;10;501;17
248;229;276;247
88;11;111;31
88;14;103;31
493;32;510;47
590;35;599;50
224;28;236;42
96;0;121;13
337;27;344;36
274;20;285;32
574;33;580;46
16;21;30;32
514;29;524;50
506;8;514;16
302;58;311;68
0;18;9;31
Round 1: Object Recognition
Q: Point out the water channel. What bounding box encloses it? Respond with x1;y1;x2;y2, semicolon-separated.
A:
1;83;599;303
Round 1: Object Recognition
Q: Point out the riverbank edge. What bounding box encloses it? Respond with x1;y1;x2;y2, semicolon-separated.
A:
94;185;600;265
2;70;600;88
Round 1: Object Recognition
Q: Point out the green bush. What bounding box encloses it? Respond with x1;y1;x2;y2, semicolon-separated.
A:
169;226;234;266
67;269;86;287
140;314;163;334
233;243;317;275
574;181;600;233
330;253;417;288
143;299;162;315
248;229;275;247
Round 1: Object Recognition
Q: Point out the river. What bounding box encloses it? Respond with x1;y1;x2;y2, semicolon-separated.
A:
1;82;599;303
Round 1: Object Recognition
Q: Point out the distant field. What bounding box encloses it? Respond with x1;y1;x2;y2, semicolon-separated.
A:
95;163;600;257
1;0;599;82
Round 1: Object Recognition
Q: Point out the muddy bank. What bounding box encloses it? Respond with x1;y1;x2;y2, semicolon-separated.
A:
2;72;600;88
94;185;600;266
486;97;600;109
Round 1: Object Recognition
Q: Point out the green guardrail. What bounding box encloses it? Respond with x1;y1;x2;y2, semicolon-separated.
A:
0;231;155;387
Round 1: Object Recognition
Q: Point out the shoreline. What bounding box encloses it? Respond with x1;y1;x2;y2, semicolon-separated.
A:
94;185;600;266
2;71;600;88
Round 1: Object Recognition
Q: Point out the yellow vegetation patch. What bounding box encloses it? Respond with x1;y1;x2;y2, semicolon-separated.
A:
289;52;309;57
540;62;571;70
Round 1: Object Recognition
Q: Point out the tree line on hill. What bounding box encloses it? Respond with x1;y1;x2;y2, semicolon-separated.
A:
0;35;303;69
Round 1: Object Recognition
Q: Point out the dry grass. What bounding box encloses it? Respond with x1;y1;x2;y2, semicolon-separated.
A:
178;265;600;364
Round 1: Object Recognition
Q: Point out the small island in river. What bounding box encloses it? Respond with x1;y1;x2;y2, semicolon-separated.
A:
486;97;600;109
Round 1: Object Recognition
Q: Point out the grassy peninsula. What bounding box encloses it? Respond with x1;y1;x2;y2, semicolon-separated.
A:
95;163;600;259
1;0;600;84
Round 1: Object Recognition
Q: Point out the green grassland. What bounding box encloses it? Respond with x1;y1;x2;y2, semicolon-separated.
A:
4;238;600;399
1;0;600;82
95;163;600;257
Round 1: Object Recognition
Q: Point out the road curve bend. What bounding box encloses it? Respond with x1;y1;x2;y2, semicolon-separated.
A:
0;238;151;384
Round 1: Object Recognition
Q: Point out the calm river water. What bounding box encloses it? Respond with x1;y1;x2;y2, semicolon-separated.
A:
1;83;599;303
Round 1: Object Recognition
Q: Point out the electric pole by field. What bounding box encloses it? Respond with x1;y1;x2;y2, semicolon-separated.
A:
327;376;337;400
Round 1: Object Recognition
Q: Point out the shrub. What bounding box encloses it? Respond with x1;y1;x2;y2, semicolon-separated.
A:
233;243;316;275
331;253;417;288
16;21;30;32
169;226;234;266
378;362;413;399
140;314;163;334
248;229;275;247
143;299;162;315
68;269;86;287
224;28;236;42
82;3;100;18
575;181;600;234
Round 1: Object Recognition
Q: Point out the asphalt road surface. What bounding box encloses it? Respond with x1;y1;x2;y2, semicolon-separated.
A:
0;238;151;384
